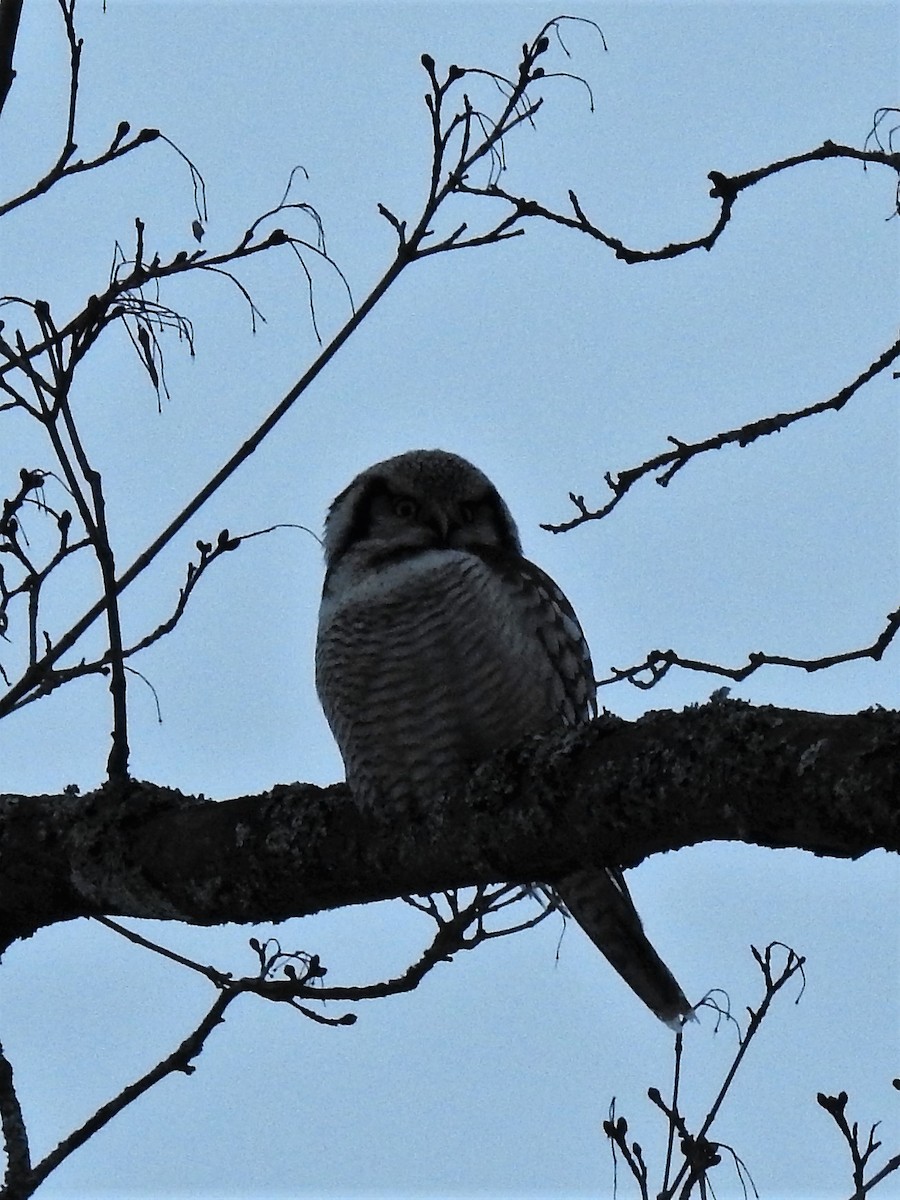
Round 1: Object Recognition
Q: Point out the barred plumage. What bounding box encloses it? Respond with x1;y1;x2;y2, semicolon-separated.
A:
315;449;691;1027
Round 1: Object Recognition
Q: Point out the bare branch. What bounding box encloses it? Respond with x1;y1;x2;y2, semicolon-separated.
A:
1;703;896;947
605;943;803;1199
1;524;311;713
457;139;900;263
17;301;131;781
0;20;579;718
0;246;390;717
598;607;900;692
0;0;168;220
26;989;237;1194
0;0;23;122
817;1088;900;1198
114;525;289;661
602;1102;651;1199
0;470;90;678
98;887;555;1015
694;945;805;1145
0;1039;30;1196
94;916;234;986
0;123;162;220
545;332;900;533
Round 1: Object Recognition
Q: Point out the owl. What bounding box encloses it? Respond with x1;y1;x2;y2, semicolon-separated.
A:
315;449;691;1027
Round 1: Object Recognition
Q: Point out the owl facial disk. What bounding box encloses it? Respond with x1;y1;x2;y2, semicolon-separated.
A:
323;451;522;570
386;488;500;548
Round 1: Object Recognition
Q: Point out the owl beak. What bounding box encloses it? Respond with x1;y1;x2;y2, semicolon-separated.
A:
427;510;457;546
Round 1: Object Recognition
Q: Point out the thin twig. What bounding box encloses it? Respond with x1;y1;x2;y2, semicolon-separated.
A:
93;916;232;986
26;301;130;779
817;1089;900;1198
0;0;163;220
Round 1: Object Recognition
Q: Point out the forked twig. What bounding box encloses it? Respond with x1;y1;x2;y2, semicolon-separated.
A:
604;943;805;1199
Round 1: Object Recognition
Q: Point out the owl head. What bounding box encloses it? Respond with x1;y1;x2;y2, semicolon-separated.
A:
322;449;522;572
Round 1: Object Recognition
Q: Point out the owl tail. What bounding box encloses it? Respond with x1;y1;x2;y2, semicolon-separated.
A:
557;868;693;1029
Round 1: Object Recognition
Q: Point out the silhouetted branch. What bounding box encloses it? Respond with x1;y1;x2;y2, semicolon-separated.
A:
605;943;805;1198
545;332;900;533
21;988;237;1198
4;8;892;732
0;117;161;219
0;204;349;722
0;702;896;948
3;524;310;712
24;299;131;780
0;1039;30;1198
597;607;900;691
817;1089;900;1198
97;884;551;1014
0;0;164;219
457;139;900;262
0;885;560;1196
694;946;805;1141
0;0;23;122
0;470;91;679
866;107;900;215
0;20;575;721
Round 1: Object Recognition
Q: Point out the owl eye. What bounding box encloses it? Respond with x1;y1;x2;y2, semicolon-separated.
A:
392;496;419;520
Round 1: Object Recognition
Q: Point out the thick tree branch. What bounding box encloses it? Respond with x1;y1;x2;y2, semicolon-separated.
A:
0;701;896;952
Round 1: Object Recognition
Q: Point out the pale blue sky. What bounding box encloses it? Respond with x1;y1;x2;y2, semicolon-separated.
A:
0;2;898;1197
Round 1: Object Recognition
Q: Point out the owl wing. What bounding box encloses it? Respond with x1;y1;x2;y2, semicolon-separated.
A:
474;548;597;725
478;548;692;1027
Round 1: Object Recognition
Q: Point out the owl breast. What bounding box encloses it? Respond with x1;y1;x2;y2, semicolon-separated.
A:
316;548;571;806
